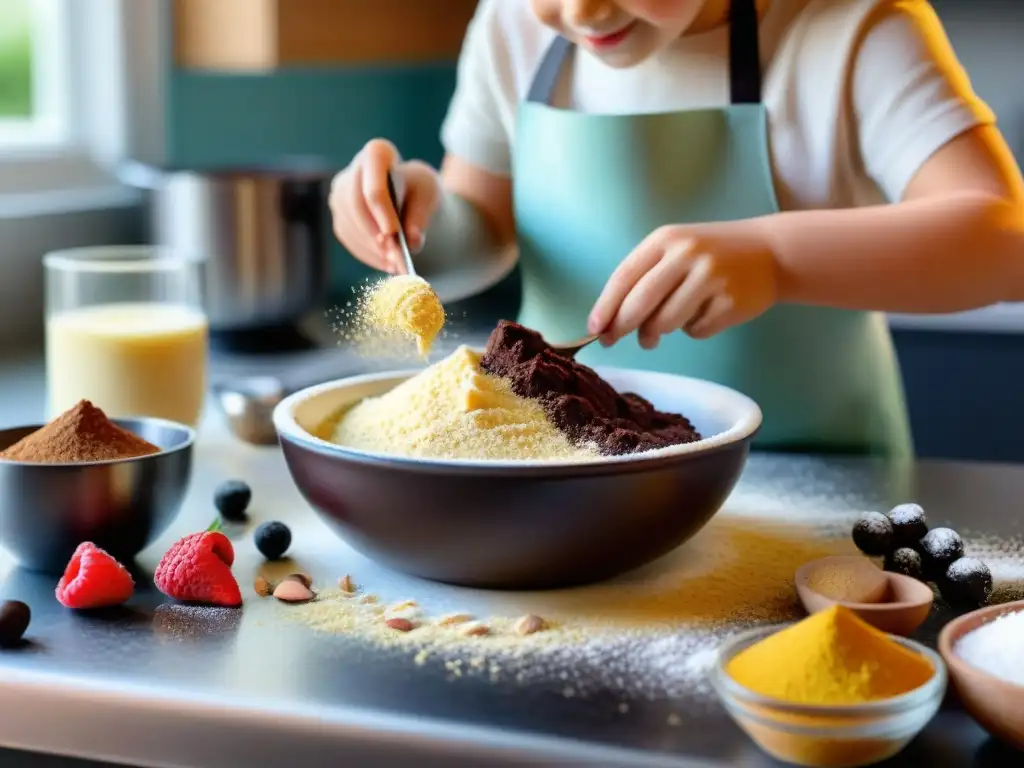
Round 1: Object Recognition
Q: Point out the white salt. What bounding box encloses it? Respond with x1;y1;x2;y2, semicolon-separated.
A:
954;609;1024;685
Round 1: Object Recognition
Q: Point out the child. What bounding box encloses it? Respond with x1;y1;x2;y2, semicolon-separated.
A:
329;0;1024;458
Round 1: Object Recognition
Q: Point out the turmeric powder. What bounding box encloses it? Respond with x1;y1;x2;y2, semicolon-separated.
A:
726;605;934;705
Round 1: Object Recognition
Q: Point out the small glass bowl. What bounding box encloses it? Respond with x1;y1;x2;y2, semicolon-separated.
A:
711;625;947;768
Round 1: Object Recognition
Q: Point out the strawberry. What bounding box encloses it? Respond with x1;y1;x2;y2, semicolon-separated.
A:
154;531;242;607
55;542;135;609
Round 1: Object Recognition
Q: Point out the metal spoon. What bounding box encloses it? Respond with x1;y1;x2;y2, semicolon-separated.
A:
388;169;594;358
386;171;417;276
549;334;599;358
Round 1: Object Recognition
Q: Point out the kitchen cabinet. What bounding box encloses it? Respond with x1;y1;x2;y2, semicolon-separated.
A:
892;330;1024;463
173;0;479;71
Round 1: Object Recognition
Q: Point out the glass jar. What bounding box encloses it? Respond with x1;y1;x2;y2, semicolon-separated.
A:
44;246;208;427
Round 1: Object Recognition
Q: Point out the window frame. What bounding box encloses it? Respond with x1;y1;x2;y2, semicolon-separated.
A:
0;0;163;212
0;0;70;150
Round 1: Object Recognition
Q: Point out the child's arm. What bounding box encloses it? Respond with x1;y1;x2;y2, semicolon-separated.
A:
590;1;1024;345
761;0;1024;313
764;124;1024;312
435;154;516;252
396;0;516;270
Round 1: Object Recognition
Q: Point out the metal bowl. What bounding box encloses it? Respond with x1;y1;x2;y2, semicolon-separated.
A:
273;367;761;589
0;417;195;574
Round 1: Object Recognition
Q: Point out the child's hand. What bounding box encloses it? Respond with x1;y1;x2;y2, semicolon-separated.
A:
329;139;443;274
588;224;778;348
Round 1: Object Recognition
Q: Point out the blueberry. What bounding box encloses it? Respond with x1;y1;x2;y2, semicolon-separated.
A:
254;521;291;561
884;547;924;581
0;600;30;649
939;557;992;610
852;512;893;556
214;480;252;522
919;527;964;579
886;503;928;548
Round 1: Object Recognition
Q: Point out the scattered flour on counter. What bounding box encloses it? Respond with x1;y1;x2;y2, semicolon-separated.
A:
281;499;863;708
152;604;242;640
271;482;1024;709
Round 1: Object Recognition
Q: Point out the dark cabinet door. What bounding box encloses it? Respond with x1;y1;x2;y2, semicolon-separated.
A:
893;330;1024;462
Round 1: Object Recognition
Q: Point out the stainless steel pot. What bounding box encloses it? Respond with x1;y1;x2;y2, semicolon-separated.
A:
121;161;332;333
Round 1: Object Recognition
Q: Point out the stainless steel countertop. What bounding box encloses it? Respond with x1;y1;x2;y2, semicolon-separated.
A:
0;355;1021;767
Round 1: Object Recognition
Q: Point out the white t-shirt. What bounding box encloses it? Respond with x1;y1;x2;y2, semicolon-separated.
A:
439;0;995;210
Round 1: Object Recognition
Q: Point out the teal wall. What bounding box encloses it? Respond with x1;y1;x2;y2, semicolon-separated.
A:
165;66;459;299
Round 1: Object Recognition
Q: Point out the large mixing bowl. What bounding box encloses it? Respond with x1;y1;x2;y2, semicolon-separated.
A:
273;367;761;589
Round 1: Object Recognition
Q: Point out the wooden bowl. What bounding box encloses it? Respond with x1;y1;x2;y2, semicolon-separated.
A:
795;556;934;636
938;599;1024;750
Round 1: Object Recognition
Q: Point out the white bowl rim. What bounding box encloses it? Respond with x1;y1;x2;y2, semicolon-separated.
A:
272;364;762;470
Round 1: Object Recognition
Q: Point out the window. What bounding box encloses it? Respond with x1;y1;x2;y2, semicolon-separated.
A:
0;0;162;207
0;0;70;150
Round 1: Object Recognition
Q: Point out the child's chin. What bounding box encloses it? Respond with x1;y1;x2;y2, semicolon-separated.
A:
588;46;656;69
579;29;660;69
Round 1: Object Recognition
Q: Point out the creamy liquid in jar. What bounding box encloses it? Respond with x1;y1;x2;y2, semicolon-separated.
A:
46;302;208;427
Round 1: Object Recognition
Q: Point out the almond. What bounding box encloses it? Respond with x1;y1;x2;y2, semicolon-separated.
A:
388;599;417;612
437;612;473;627
458;621;489;637
284;572;313;588
338;574;355;593
513;614;546;636
273;579;314;603
254;576;272;597
385;617;416;632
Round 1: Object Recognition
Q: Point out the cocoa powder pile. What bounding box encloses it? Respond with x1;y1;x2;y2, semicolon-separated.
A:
480;321;701;455
0;400;161;464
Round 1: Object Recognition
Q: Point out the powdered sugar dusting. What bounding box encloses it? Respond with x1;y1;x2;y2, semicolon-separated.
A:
962;531;1024;602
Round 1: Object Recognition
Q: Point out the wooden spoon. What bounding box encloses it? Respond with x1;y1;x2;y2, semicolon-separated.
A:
795;555;934;636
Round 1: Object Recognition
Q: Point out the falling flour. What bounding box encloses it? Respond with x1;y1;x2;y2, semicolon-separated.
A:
328;276;445;360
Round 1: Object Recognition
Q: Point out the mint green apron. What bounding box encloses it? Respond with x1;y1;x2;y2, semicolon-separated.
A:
512;0;912;458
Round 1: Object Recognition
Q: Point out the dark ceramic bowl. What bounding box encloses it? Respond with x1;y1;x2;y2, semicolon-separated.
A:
273;367;761;589
0;417;194;573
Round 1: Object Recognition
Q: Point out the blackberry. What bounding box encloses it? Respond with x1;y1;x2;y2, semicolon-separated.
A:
919;527;964;579
254;521;291;561
884;547;924;581
0;600;30;648
940;557;992;610
886;503;928;548
852;512;893;556
214;480;252;522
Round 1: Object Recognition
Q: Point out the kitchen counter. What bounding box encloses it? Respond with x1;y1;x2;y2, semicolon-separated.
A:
0;355;1022;767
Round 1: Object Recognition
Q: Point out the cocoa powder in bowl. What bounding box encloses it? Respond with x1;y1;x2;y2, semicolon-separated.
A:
0;400;161;464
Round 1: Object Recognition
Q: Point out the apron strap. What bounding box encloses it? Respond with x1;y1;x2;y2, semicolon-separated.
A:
729;0;762;104
525;35;574;105
525;0;762;106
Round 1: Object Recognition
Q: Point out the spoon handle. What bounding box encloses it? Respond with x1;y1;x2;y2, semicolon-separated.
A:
549;334;599;358
386;171;417;277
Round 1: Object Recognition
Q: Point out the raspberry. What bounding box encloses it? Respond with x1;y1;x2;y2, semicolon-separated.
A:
55;542;135;609
154;531;242;607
